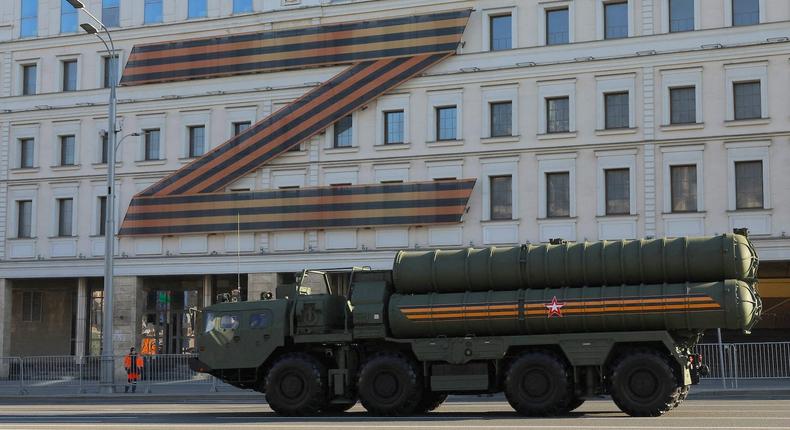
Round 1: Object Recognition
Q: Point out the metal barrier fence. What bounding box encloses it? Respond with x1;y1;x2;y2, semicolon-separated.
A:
0;342;788;394
0;354;219;395
696;342;790;388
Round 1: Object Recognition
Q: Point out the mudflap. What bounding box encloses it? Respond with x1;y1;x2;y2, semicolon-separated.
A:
189;357;212;373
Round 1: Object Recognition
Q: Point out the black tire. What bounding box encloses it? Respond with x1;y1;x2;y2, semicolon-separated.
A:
358;352;424;416
504;351;573;416
323;400;357;414
417;392;448;413
264;353;329;416
609;349;682;417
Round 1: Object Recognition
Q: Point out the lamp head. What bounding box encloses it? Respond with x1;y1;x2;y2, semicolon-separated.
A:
80;23;98;34
65;0;85;9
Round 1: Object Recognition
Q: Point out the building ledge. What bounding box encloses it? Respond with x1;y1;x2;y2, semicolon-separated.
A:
375;143;411;151
481;135;520;144
660;122;705;131
50;164;81;171
10;167;40;174
724;117;771;127
537;131;577;140
595;127;638;136
324;146;359;154
135;159;167;167
426;139;464;147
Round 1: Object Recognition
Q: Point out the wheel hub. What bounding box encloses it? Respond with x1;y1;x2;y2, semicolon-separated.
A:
373;370;400;399
522;368;551;398
628;369;659;399
280;372;306;400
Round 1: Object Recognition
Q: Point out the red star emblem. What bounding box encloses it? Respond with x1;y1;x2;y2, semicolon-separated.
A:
545;296;566;318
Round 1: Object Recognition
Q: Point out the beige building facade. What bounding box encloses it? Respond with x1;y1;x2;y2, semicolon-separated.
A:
1;0;789;357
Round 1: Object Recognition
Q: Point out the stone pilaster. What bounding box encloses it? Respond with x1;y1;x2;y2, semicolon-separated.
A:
642;66;657;238
0;279;11;357
74;278;88;357
111;276;140;382
248;273;276;301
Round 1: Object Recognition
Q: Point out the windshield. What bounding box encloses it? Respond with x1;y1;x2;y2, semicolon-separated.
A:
298;271;331;295
204;312;215;333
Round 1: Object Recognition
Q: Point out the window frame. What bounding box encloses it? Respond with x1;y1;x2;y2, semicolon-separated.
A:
102;0;120;28
538;155;577;219
97;195;108;236
383;110;405;145
732;81;762;121
16;200;33;239
725;63;768;122
19;138;35;169
595;151;637;217
376;95;410;146
188;125;206;158
489;175;513;221
481;8;517;52
726;142;771;211
332;115;353;148
21;63;37;96
546;171;571;218
61;59;78;92
60;0;78;33
144;0;163;24
667;0;696;33
538;80;576;135
489;14;513;51
661;147;704;214
489;101;513;138
435;106;458;142
669;164;698;213
56;197;75;237
187;0;208;19
20;0;38;38
143;128;161;161
481;158;519;222
602;1;629;40
546;96;570;134
545;7;570;46
726;0;763;27
604;91;630;130
539;2;574;46
604;168;631;215
59;135;76;166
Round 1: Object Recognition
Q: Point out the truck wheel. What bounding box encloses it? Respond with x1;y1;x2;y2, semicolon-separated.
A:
358;353;423;416
323;400;357;414
504;351;573;416
609;349;682;417
265;353;328;416
417;392;448;413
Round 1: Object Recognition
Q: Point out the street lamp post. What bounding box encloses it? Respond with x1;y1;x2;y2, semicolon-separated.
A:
67;0;118;393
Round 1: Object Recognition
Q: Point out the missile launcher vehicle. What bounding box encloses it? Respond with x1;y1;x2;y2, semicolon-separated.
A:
190;234;761;417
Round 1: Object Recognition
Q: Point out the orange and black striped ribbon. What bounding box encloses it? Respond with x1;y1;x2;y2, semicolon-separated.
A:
399;294;723;321
119;180;475;236
118;10;473;236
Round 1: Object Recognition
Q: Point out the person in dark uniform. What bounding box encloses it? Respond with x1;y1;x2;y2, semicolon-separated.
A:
124;347;144;393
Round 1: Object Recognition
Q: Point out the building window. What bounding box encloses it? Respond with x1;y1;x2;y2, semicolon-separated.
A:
144;0;163;24
103;56;118;89
22;64;36;95
102;0;120;28
100;133;109;164
604;92;629;129
144;129;160;161
233;0;253;14
733;81;761;120
490;102;512;137
57;198;74;237
732;0;759;26
604;2;628;40
735;160;763;209
490;175;512;220
60;135;76;166
61;0;78;33
669;0;694;32
670;164;697;212
19;138;34;168
546;172;570;218
232;121;251;136
436;106;457;141
62;60;78;92
669;86;696;124
384;111;404;144
188;125;206;157
98;196;108;236
605;168;630;215
546;8;569;45
188;0;208;19
546;97;570;133
489;14;512;51
20;0;38;38
17;200;32;238
22;291;43;322
333;116;352;148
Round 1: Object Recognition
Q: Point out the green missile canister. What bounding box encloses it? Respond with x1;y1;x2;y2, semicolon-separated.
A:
392;234;757;294
387;280;761;338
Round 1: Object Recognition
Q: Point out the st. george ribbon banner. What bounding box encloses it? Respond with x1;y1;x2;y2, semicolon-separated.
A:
118;10;475;236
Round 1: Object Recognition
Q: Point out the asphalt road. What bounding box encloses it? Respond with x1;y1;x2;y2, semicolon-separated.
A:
1;394;790;430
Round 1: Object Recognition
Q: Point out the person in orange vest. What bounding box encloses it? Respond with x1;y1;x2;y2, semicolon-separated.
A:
123;347;144;393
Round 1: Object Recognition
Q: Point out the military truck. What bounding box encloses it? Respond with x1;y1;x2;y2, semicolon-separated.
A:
190;234;761;417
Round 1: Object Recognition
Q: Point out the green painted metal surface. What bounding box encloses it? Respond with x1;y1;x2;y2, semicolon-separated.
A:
392;234;757;294
388;280;760;338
